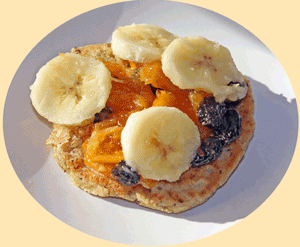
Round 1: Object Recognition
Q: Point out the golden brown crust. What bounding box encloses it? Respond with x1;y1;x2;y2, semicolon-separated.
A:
71;43;123;65
46;44;255;214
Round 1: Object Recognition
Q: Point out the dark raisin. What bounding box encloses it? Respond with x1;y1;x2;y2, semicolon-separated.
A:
215;109;242;146
197;96;227;129
224;98;241;108
111;161;140;186
191;137;223;167
94;106;114;123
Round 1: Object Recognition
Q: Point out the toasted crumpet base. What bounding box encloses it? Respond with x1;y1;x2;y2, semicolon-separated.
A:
46;44;255;213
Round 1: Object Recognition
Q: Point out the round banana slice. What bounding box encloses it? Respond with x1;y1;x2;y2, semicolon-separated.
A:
161;36;247;102
111;23;177;63
121;106;200;182
30;53;112;125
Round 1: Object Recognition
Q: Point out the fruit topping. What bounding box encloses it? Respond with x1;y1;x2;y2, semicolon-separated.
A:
191;137;223;167
197;96;227;129
214;109;242;146
82;125;124;171
111;24;177;63
161;36;246;102
121;106;200;182
139;60;181;92
94;106;114;123
111;160;140;186
224;80;248;106
106;80;155;113
224;98;242;108
29;53;112;126
193;95;243;167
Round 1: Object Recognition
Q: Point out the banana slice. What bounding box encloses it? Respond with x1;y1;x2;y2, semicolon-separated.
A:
121;106;200;182
161;36;247;102
30;53;112;125
111;23;177;63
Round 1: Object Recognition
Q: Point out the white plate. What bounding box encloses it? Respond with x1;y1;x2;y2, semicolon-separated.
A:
3;0;298;245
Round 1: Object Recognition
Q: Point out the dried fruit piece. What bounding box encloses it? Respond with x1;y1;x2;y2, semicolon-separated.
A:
111;160;140;186
197;96;227;129
191;137;223;167
215;109;242;146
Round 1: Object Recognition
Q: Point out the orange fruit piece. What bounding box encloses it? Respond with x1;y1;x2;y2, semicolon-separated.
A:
83;126;124;174
152;90;196;124
188;90;210;112
106;80;155;113
139;61;181;92
102;60;143;81
102;62;129;81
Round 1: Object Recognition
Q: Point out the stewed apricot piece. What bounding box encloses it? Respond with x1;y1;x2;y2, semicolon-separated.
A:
139;61;181;92
83;125;124;175
153;90;196;124
83;76;155;175
106;79;155;113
